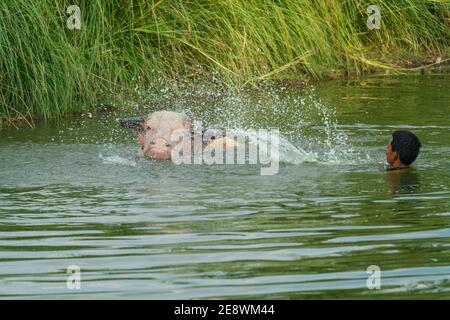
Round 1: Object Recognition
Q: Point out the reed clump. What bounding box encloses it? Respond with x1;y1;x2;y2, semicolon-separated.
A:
1;0;449;124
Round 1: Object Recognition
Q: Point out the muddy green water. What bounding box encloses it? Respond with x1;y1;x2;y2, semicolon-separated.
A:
0;75;449;299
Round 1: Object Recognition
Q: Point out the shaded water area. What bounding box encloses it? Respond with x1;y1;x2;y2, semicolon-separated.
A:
0;75;449;299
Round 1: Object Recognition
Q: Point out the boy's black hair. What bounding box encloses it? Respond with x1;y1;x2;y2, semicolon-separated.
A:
391;131;422;165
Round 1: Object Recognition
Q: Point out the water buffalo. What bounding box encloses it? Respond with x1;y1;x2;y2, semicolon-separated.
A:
119;111;237;160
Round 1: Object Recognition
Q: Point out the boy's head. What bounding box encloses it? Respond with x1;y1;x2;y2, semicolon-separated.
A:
386;130;421;169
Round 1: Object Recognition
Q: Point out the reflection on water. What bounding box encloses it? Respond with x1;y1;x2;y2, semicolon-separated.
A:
0;75;449;299
386;169;421;194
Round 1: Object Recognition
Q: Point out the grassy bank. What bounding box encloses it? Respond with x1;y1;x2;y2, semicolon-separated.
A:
0;0;449;125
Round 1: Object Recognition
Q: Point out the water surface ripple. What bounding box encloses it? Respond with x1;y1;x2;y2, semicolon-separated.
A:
0;76;449;298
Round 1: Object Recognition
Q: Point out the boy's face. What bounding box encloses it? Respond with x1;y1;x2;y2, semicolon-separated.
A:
386;139;399;166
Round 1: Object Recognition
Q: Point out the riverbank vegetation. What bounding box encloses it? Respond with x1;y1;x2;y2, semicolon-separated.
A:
0;0;449;125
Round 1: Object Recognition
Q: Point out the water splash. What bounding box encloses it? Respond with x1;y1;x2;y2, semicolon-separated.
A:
100;154;137;167
227;128;317;165
303;87;361;165
81;81;372;166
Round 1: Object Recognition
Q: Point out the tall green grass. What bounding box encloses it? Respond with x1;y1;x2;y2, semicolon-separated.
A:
0;0;449;124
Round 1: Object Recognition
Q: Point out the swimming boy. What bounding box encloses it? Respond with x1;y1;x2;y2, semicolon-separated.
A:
386;130;422;170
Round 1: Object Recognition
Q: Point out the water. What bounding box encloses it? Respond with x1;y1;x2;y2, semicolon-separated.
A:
0;75;449;299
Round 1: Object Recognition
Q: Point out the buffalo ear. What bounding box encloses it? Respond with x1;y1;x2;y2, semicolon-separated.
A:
119;116;146;130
